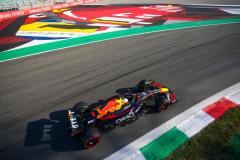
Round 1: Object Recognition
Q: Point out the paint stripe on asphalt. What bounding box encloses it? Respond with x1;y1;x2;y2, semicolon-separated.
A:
188;4;240;7
139;97;239;160
140;127;189;160
176;111;214;138
1;17;240;63
105;82;240;160
226;91;240;104
203;98;237;119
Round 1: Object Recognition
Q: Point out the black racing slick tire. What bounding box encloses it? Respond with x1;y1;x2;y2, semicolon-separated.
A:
137;79;147;92
155;94;169;112
137;79;154;92
73;102;90;114
82;128;101;149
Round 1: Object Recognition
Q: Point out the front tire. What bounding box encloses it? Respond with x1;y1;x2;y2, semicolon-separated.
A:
155;94;169;112
137;79;154;92
137;79;148;92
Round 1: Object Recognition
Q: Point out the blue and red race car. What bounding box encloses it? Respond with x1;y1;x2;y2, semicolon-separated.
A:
67;80;176;148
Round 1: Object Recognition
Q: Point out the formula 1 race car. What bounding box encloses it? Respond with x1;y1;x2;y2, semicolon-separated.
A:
67;80;176;148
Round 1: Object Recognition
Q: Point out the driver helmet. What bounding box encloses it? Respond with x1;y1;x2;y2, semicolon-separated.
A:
123;98;128;104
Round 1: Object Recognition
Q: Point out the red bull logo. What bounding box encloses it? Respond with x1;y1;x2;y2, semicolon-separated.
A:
96;98;125;119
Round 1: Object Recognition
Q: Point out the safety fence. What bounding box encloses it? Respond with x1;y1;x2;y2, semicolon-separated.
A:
1;0;69;11
0;0;101;20
0;0;76;12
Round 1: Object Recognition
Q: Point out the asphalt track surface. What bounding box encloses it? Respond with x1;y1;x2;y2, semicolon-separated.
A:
0;21;240;159
1;1;240;159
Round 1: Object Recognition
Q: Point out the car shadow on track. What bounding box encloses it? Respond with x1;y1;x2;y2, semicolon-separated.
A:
23;107;121;152
24;87;160;151
24;110;85;151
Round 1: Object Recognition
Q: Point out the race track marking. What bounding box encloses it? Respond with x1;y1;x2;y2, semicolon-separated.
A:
0;17;240;63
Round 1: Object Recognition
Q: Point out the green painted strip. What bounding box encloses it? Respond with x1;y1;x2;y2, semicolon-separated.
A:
140;127;189;160
1;17;240;62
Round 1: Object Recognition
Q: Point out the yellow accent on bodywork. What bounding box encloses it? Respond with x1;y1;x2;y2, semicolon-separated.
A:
160;88;169;93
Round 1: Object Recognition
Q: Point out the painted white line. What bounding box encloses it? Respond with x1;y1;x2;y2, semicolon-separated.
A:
221;8;240;14
177;111;214;138
188;4;240;7
135;21;152;25
123;150;146;160
63;10;87;20
9;39;60;51
105;82;240;160
226;91;240;104
88;23;121;27
97;17;142;23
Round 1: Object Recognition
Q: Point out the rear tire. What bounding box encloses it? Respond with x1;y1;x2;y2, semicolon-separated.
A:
73;102;90;114
82;128;100;149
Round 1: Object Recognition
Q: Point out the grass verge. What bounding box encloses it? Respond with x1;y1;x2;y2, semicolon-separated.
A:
166;107;240;160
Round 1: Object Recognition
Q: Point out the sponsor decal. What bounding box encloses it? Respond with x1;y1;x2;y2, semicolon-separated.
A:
68;110;79;129
116;109;135;124
87;119;95;124
96;98;126;119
